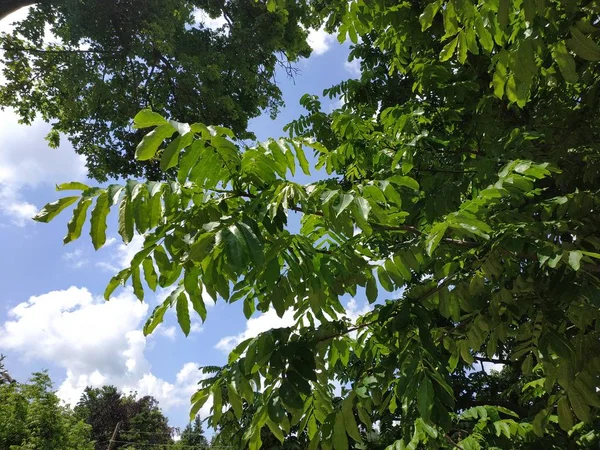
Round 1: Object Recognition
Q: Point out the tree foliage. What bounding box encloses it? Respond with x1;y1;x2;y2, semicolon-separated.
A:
37;0;600;448
0;371;95;450
0;0;313;181
74;385;174;450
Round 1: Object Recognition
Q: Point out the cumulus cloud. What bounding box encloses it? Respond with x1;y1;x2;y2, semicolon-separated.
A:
96;234;145;272
307;27;336;56
215;308;296;353
0;109;87;226
344;58;361;77
0;286;205;412
62;248;89;269
0;10;87;226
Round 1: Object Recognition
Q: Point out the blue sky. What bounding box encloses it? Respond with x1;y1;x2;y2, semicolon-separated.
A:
0;8;369;432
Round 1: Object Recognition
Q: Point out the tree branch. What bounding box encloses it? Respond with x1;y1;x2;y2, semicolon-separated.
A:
444;434;465;450
0;0;38;22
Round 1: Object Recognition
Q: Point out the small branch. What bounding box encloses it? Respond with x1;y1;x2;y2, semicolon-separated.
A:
473;356;510;365
444;434;465;450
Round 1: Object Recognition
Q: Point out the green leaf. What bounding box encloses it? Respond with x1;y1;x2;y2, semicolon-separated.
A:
354;197;371;221
280;380;304;410
334;193;354;217
426;222;448;256
377;266;394;292
440;36;459;62
568;388;591;422
160;133;193;171
557;396;574;431
333;411;349;450
498;0;510;31
388;175;419;191
189;391;210;421
287;370;311;395
131;266;144;301
417;376;434;421
366;275;378;304
268;396;286;423
142;257;158;291
118;196;134;245
552;42;577;83
293;141;311;175
523;0;535;23
184;268;207;322
458;31;468;64
567;27;600;61
133;109;168;129
56;182;90;191
104;268;131;300
189;233;215;262
90;193;110;250
448;214;491;239
176;291;191;336
568;251;582;271
475;15;494;53
33;196;79;223
63;198;91;244
143;286;182;335
135;123;176;161
419;1;441;31
222;225;248;271
236;222;265;267
342;396;362;442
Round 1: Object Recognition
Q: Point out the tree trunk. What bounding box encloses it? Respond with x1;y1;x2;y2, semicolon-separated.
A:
0;0;39;22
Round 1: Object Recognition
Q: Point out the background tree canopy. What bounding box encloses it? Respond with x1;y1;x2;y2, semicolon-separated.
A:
0;0;314;181
0;365;189;450
36;0;600;449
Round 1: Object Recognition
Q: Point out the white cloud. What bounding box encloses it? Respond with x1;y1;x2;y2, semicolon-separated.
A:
96;234;144;272
0;108;87;226
156;325;177;340
215;308;296;353
0;10;87;226
62;248;89;269
0;286;206;412
307;27;336;56
344;59;361;77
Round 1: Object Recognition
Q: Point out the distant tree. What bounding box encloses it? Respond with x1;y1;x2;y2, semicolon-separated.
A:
177;416;209;449
0;354;14;385
0;0;314;181
75;386;173;450
0;371;94;450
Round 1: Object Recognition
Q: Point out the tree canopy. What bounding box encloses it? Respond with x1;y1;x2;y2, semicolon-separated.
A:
36;0;600;449
0;0;313;181
74;385;174;450
0;371;95;450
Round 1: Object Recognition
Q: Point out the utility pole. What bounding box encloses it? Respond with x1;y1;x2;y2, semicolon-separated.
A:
107;421;121;450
